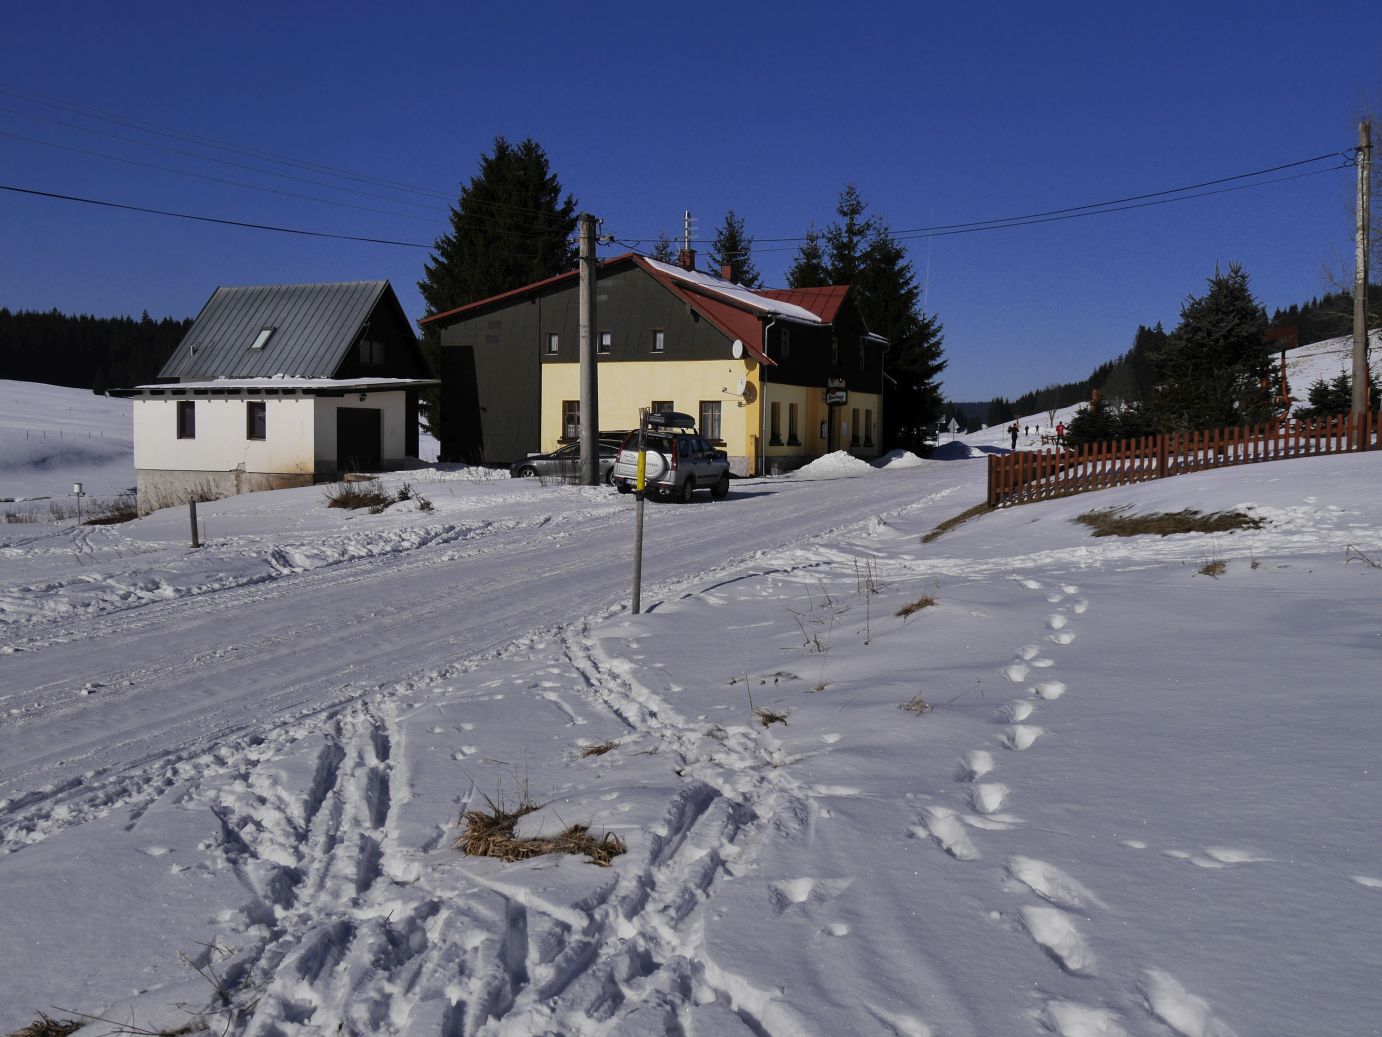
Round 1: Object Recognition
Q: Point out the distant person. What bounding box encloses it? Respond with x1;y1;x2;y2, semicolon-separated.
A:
1056;421;1065;442
1008;422;1019;449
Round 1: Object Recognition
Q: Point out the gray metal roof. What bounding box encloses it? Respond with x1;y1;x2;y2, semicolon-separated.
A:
160;281;397;380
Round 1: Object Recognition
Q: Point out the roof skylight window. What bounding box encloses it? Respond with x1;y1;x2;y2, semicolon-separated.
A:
249;327;275;351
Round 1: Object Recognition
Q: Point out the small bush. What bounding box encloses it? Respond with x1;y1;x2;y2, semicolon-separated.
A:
579;740;618;758
1076;508;1262;538
1198;559;1227;578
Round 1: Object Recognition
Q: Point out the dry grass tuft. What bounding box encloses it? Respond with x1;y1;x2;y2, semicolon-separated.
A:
1076;508;1262;538
896;594;937;618
1197;559;1227;578
753;707;790;728
325;479;393;511
456;796;625;867
899;692;933;716
7;1014;83;1037
921;502;992;544
82;494;139;525
579;740;618;758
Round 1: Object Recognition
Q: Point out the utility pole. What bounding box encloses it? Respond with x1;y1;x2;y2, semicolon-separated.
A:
1352;120;1372;438
578;212;600;484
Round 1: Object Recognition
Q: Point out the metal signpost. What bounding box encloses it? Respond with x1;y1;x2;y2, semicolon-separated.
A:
630;410;648;614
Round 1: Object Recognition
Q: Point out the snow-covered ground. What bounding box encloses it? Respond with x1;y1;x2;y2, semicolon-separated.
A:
2;377;1381;1037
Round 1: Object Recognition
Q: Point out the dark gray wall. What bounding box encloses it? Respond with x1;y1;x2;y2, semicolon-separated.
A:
436;261;736;462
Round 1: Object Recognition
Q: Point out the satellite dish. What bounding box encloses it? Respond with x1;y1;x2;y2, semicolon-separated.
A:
731;339;744;359
735;374;747;395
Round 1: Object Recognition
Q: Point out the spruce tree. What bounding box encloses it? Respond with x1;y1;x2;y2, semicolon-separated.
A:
418;136;578;430
650;232;675;263
824;184;873;286
787;226;829;288
1152;264;1273;430
708;210;761;287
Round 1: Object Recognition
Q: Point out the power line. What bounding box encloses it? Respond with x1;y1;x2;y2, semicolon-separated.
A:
0;87;592;228
0;102;449;212
0;85;450;200
0;130;446;222
0;182;433;248
0;182;575;261
746;163;1352;255
630;151;1352;247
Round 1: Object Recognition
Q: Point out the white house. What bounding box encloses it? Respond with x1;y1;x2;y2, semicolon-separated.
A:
111;281;437;514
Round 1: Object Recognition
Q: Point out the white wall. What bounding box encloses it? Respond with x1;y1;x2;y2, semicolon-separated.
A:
133;396;316;475
312;392;410;464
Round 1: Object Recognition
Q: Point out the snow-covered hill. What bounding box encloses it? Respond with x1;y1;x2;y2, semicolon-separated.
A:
2;383;1380;1036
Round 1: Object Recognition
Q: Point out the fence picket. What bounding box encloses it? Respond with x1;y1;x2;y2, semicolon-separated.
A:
987;411;1374;509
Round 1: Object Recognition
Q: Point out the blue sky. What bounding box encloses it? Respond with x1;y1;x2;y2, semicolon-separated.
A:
2;1;1376;400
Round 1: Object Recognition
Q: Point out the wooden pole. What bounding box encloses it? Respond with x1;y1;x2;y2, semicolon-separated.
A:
189;499;200;549
578;212;601;484
1353;121;1372;438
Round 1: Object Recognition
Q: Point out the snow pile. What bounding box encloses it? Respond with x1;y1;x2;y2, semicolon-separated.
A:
788;449;875;477
872;448;925;468
928;439;988;459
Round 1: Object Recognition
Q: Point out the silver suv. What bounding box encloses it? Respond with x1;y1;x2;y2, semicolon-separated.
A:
611;412;731;502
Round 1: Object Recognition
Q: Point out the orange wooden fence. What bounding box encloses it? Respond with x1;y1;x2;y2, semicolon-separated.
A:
986;411;1376;508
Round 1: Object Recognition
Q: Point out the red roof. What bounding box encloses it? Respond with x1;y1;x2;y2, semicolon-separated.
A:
756;285;850;324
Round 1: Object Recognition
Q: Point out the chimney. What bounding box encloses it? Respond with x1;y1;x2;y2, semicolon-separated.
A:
720;263;734;282
677;248;696;271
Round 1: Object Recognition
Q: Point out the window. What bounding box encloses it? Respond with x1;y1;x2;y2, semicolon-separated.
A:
546;332;559;356
831;334;839;365
246;400;266;441
359;338;386;365
859;339;867;370
176;400;196;439
769;402;782;445
249;327;275;351
788;403;800;445
598;330;612;355
851;408;861;446
864;409;874;446
651;329;665;353
562;400;580;440
699;401;722;441
781;327;791;360
650;400;674;417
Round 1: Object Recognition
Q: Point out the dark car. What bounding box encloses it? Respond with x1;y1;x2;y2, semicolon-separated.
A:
509;440;622;484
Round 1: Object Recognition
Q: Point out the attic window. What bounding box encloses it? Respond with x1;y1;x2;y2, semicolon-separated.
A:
249;327;275;351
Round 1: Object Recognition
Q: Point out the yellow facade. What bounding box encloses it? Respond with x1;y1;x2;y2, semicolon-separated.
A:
540;358;880;475
541;358;763;470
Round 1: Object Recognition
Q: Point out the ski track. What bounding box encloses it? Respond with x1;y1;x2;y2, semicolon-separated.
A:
1;482;947;856
2;477;979;1034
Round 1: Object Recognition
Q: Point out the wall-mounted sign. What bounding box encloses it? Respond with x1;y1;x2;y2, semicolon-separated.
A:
825;389;847;406
827;377;846;390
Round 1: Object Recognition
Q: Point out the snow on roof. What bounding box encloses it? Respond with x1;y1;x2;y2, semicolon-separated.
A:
640;256;824;325
114;376;438;396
